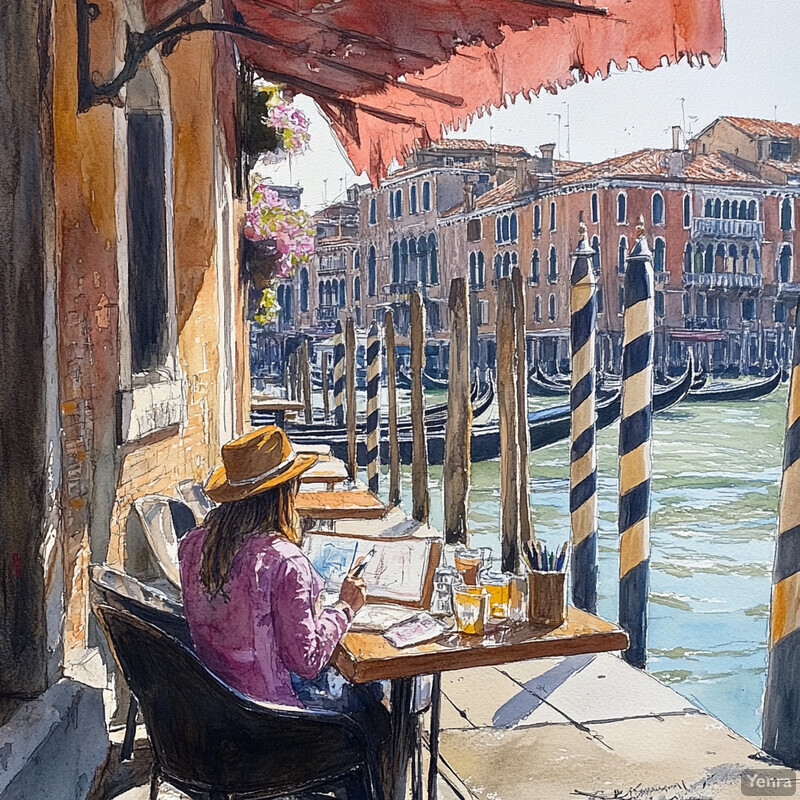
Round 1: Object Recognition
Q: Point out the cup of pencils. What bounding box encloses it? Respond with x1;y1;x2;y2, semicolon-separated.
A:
522;540;568;627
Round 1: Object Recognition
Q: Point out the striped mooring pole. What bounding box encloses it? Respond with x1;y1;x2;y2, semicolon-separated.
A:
333;319;345;426
570;222;599;614
763;298;800;767
618;219;654;669
366;321;381;493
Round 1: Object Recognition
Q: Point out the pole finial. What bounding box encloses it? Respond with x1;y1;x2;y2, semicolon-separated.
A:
635;214;646;241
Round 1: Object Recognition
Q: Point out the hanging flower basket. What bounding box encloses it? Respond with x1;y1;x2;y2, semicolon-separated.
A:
244;237;280;290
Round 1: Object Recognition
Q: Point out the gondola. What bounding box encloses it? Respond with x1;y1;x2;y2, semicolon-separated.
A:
653;361;693;413
395;369;412;390
684;369;781;403
528;368;570;397
396;368;450;391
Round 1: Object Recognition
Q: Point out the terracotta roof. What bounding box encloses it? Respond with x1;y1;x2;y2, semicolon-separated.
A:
557;149;766;186
764;159;800;177
724;117;800;139
474;179;518;208
431;139;531;156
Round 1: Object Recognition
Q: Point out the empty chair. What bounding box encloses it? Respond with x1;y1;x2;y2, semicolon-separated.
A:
176;479;216;524
95;605;383;800
132;495;197;588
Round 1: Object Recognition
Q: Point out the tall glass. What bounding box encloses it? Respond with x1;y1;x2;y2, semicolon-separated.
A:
480;571;511;618
454;547;483;586
453;587;488;635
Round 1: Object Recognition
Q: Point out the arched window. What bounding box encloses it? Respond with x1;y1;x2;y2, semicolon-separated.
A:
696;293;706;317
548;246;558;281
533;205;542;236
776;302;787;323
354;250;360;271
704;198;713;218
742;246;750;274
417;237;428;285
597;287;604;314
399;238;409;281
684;194;692;228
714;198;721;218
652;192;664;225
318;281;324;307
731;200;739;220
591;235;601;273
617;193;627;224
654;291;665;318
368;246;377;296
654;238;666;272
682;293;689;316
338;278;346;307
408;238;418;282
502;215;510;243
704;244;714;273
391;241;400;283
715;243;726;271
284;286;293;323
618;236;627;274
410;184;418;214
299;267;309;312
394;189;403;218
754;247;761;273
738;200;748;220
548;293;557;321
494;254;502;279
502;251;511;278
428;233;438;284
511;252;518;270
722;199;730;219
684;243;693;273
531;250;540;283
510;212;518;242
748;200;757;220
422;181;432;211
354;275;361;302
495;218;502;243
369;197;377;225
477;252;485;286
534;295;542;322
780;244;793;283
781;197;794;231
550;201;557;231
694;248;704;273
469;252;477;287
742;298;756;321
591;193;599;223
728;244;739;273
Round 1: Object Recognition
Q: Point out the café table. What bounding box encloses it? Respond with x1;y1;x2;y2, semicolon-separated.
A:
250;396;305;427
300;457;350;489
295;488;387;520
333;607;628;800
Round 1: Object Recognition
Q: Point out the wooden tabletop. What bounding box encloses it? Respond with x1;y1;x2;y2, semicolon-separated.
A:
251;397;305;412
300;458;350;484
296;489;387;520
333;606;628;683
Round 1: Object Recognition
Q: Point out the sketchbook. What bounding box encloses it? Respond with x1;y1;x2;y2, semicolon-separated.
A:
303;533;441;609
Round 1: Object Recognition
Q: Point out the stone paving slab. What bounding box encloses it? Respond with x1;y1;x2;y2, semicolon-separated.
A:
498;652;698;724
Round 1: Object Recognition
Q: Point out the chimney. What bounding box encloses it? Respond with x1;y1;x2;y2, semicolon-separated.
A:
672;126;682;151
539;143;556;174
515;158;530;194
463;182;475;212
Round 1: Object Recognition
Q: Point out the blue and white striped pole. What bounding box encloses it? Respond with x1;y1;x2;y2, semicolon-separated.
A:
763;299;800;767
570;222;599;613
366;321;381;493
618;218;654;669
333;319;345;427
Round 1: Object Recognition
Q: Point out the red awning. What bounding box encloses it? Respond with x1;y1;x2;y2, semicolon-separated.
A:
150;0;725;180
670;330;728;342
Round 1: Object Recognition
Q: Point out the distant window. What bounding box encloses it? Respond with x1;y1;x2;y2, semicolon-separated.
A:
654;238;666;272
531;250;540;284
428;233;439;284
684;243;692;273
780;244;793;283
549;201;557;231
655;291;665;318
729;244;739;272
410;184;418;214
368;246;377;296
704;198;713;218
714;198;721;218
534;295;542;322
617;193;627;224
495;218;502;244
781;197;794;231
749;200;757;220
469;252;477;287
731;200;739;220
394;189;403;218
339;278;346;307
682;293;689;316
652;193;664;225
591;193;599;223
502;215;510;243
477;252;485;287
618;286;625;314
422;181;432;211
533;205;542;237
722;199;730;219
467;219;482;242
591;235;601;273
494;254;502;279
696;293;706;317
683;194;691;228
502;251;511;278
618;236;627;274
354;275;361;302
399;238;408;281
548;293;557;322
391;241;400;283
369;197;377;225
704;244;714;273
597;287;604;314
477;298;489;325
742;297;756;320
771;138;792;161
776;302;787;323
299;267;309;312
548;246;557;282
510;213;518;242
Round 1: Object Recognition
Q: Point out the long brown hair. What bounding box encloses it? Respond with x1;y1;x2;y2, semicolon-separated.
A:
199;479;300;597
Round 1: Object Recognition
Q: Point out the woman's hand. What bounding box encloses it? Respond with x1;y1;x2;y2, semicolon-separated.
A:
339;572;367;616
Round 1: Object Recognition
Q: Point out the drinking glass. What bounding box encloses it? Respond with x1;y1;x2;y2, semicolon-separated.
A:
480;571;511;618
453;587;488;635
430;566;460;616
454;547;483;586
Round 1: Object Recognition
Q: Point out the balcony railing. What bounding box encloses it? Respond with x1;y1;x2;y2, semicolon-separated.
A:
385;280;425;296
683;272;763;289
684;316;730;330
653;270;670;284
778;282;800;296
317;259;347;275
691;218;764;239
316;306;339;321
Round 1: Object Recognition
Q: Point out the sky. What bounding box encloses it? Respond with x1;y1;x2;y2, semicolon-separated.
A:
263;0;800;213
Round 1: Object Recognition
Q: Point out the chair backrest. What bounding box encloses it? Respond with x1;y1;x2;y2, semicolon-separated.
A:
94;605;361;795
90;564;190;646
132;495;196;587
175;479;216;524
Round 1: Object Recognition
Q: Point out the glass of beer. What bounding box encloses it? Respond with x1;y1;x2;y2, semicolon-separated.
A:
453;587;488;635
480;571;511;619
454;547;483;586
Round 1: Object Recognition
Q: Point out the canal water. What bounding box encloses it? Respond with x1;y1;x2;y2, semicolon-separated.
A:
388;386;788;746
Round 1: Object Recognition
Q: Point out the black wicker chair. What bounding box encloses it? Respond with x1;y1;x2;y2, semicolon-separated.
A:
94;605;384;800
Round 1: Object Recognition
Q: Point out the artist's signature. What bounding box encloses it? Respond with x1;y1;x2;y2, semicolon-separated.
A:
571;784;711;800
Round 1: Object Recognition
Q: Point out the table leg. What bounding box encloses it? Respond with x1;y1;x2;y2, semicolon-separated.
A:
389;677;417;800
426;673;442;800
411;713;423;800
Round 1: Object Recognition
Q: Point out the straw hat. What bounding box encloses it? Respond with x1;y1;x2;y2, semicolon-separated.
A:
205;426;317;503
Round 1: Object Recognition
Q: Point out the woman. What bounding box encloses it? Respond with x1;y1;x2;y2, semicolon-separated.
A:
179;425;387;732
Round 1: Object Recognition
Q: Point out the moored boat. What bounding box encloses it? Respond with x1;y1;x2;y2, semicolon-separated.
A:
684;369;781;403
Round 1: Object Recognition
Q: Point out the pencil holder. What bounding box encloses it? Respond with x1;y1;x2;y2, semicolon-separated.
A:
527;570;566;627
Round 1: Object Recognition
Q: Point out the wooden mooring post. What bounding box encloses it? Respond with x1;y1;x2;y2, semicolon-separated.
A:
618;219;654;669
321;350;330;421
444;277;471;545
496;276;521;573
763;298;800;767
385;310;401;507
512;266;533;547
570;223;599;613
345;316;358;481
333;319;345;426
410;290;430;523
299;338;312;424
366;321;381;493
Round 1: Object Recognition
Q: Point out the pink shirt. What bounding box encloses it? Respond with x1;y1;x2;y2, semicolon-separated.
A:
179;528;351;707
